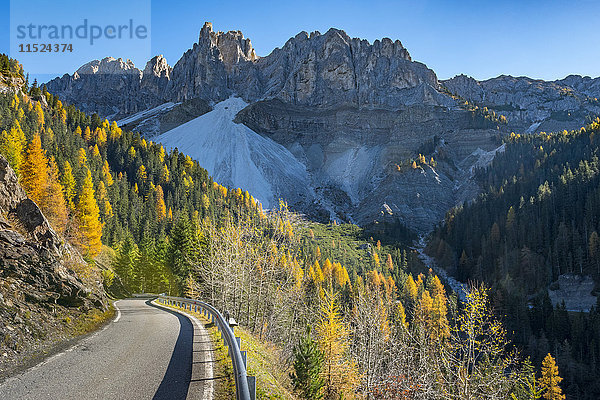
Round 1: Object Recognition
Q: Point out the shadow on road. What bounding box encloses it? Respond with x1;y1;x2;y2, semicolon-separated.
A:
146;300;193;400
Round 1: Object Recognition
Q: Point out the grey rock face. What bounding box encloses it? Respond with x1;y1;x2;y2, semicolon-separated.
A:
46;56;169;119
236;99;501;231
47;22;454;118
443;74;600;132
0;155;104;307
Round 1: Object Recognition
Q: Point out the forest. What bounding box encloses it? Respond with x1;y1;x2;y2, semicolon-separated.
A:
429;123;600;399
0;55;572;399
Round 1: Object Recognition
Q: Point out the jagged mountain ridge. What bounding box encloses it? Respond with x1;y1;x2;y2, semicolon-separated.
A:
443;74;600;133
45;23;600;232
47;22;449;118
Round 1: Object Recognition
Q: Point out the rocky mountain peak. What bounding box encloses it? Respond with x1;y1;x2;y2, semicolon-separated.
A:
75;57;141;77
143;55;171;79
198;21;257;68
48;22;450;117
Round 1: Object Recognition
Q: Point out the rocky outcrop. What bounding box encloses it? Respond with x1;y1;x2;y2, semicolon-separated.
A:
0;155;103;307
0;155;107;376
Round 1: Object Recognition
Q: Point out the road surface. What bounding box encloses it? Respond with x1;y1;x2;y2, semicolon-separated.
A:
0;298;215;400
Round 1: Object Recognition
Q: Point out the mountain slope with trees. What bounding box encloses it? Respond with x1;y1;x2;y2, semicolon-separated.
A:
429;121;600;398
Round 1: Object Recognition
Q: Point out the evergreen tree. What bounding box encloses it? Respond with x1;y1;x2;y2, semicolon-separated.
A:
113;236;138;292
290;326;325;400
167;215;199;284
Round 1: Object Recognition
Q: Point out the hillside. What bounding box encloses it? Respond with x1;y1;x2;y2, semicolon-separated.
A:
428;121;600;398
0;40;582;398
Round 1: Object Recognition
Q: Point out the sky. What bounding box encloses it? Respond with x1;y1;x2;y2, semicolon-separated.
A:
1;0;600;84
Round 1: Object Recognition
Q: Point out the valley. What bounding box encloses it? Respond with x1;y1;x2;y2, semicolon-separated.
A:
0;9;599;399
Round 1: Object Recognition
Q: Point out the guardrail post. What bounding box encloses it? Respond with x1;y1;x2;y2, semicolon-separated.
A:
236;337;241;349
241;350;247;368
247;376;256;400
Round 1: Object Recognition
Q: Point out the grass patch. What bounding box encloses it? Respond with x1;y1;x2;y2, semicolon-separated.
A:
236;326;296;400
68;304;115;336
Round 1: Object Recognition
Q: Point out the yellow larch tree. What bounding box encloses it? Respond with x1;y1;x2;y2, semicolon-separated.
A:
403;274;418;305
317;290;359;399
76;169;103;257
160;164;170;183
33;102;44;130
44;157;68;233
540;353;565;400
428;275;450;339
20;134;49;206
102;160;114;186
77;148;87;166
386;253;394;271
0;121;27;175
83;126;91;141
156;185;167;221
60;161;77;209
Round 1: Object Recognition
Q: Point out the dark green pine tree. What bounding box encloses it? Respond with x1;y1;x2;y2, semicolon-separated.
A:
112;236;138;292
290;326;324;400
167;215;199;286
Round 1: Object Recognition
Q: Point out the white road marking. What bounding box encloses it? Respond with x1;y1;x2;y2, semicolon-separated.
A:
0;299;120;386
113;300;121;322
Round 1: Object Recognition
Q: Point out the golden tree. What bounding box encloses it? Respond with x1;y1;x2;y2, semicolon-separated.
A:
20;134;49;206
386;253;394;271
76;169;103;257
317;290;359;399
0;121;27;175
102;160;114;186
539;354;565;400
44;157;68;233
33;102;44;130
60;161;77;209
156;185;167;221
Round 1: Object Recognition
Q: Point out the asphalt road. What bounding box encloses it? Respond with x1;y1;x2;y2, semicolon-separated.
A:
0;298;215;400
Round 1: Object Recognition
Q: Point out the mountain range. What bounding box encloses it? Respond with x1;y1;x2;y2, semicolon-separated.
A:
46;22;600;232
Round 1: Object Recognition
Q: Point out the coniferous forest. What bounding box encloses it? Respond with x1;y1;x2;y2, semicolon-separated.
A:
429;123;600;398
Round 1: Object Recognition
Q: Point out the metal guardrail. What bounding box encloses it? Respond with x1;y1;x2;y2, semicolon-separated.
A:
156;294;255;400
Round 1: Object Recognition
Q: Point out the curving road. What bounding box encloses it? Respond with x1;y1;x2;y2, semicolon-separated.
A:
0;298;215;400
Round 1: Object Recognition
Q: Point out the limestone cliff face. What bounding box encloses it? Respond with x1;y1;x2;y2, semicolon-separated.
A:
47;22;453;118
46;56;170;119
443;74;600;132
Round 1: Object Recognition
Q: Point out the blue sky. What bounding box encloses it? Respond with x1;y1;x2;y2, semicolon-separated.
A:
2;0;599;83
